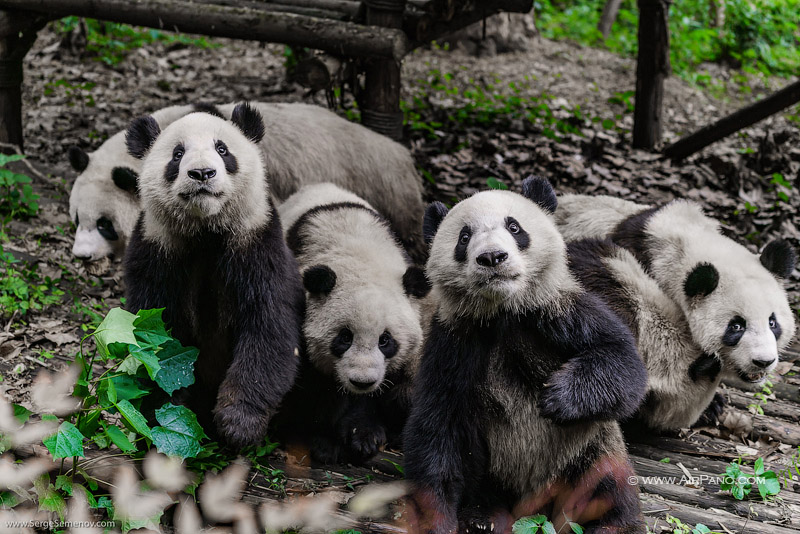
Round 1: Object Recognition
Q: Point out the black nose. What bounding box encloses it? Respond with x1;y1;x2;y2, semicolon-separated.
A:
187;168;216;181
476;251;508;267
752;358;776;369
74;254;91;261
350;379;377;390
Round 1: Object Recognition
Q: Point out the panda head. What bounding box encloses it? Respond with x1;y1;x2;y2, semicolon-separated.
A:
67;139;141;261
301;264;428;394
125;102;267;239
681;239;796;387
424;176;569;321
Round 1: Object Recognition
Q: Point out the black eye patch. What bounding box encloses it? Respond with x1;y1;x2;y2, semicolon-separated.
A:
331;328;353;358
722;316;746;347
505;216;530;250
216;140;238;174
769;313;782;340
379;331;398;358
96;216;118;241
454;225;471;263
74;213;79;226
165;144;184;182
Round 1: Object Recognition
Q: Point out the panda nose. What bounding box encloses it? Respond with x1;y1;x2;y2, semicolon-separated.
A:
74;253;92;261
752;357;776;369
476;251;508;267
187;168;216;182
350;379;377;390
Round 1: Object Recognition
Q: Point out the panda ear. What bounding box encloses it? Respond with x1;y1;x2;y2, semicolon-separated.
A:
126;116;161;159
403;266;431;298
521;175;558;213
231;102;265;144
112;167;139;196
303;265;336;295
68;146;90;172
760;239;796;279
684;262;719;298
423;201;449;245
193;102;225;119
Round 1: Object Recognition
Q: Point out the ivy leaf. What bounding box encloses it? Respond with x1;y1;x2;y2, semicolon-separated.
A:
115;399;152;439
118;354;142;375
154;340;198;395
98;375;149;407
93;308;138;359
103;423;136;453
43;421;85;458
134;308;171;349
151;403;206;459
130;346;161;381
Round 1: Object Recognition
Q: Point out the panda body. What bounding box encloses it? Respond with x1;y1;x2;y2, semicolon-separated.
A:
404;178;646;534
123;104;304;449
69;102;425;261
554;194;648;243
568;238;722;431
275;183;431;463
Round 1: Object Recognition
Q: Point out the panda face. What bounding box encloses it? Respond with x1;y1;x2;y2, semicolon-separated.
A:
71;211;122;261
425;182;567;321
127;104;268;239
303;274;423;394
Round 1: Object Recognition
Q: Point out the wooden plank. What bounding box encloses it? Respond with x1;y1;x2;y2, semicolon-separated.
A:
726;390;800;423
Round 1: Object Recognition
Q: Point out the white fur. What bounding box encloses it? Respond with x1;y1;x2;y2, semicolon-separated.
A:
427;190;580;325
279;183;425;395
554;193;648;242
69;102;423;260
139;112;269;249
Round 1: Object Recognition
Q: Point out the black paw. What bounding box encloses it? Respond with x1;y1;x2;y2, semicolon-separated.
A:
538;366;585;423
693;392;727;428
213;402;271;450
460;516;495;533
346;422;387;460
689;353;722;382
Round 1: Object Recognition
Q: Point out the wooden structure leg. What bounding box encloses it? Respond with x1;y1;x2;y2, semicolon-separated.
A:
632;0;670;150
361;0;406;141
0;11;43;153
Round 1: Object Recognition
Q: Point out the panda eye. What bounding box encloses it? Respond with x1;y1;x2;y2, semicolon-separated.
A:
331;327;353;357
459;232;470;245
728;317;746;332
769;317;777;329
216;142;228;156
379;331;391;347
74;213;79;226
507;222;520;234
172;146;184;161
96;216;119;241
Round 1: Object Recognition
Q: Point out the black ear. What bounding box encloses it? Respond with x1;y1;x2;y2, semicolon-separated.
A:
126;116;161;159
684;262;719;298
521;175;558;213
761;240;796;279
193;102;225;119
303;265;336;295
111;167;139;195
68;146;89;172
403;266;431;298
231;102;265;144
423;201;449;245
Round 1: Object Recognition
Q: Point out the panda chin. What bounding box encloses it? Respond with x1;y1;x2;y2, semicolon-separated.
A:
736;368;769;385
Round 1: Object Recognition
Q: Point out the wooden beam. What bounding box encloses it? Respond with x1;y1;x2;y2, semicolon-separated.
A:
0;0;409;60
632;0;670;150
663;79;800;160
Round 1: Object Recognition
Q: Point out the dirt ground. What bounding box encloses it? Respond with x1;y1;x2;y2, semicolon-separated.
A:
2;21;800;532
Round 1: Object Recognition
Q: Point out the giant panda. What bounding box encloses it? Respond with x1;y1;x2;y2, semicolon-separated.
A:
403;177;647;534
68;102;426;262
273;183;432;463
68;105;194;260
123;103;305;449
568;238;726;431
556;195;797;385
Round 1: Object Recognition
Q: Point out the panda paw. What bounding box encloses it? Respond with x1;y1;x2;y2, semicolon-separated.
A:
346;422;387;460
213;390;272;450
693;392;728;428
310;435;342;465
538;366;586;423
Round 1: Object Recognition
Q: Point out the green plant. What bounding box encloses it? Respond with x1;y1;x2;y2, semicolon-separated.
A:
747;375;774;415
0;154;39;225
43;79;96;110
664;515;718;534
0;246;64;318
487;177;509;190
770;173;792;204
512;514;583;534
720;457;781;500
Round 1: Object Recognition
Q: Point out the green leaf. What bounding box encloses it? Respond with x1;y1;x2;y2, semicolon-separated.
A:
118;354;142;375
93;308;138;359
34;476;66;520
133;308;168;334
759;471;781;496
151;403;206;459
381;458;405;476
513;515;547;534
98;375;149;407
130;346;161;381
55;475;73;496
12;404;31;423
754;457;765;476
486;177;508;190
569;523;584;534
153;340;198;395
693;525;711;534
77;408;102;436
541;521;556;534
104;423;136;453
43;421;85;458
115;399;152;439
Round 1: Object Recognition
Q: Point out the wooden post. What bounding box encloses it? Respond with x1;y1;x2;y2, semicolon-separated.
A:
632;0;670;150
0;11;44;153
361;0;406;141
664;79;800;160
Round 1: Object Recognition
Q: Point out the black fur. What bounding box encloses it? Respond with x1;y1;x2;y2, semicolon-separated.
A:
286;202;392;256
688;353;722;382
684;262;719;298
403;266;431;298
193;102;225;119
124;206;304;450
112;167;139;195
505;217;530;250
96;216;119;241
770;312;782;341
165;145;183;183
68;146;89;172
215;140;238;174
611;205;661;271
760;239;796;279
303;265;337;295
722;316;746;347
379;331;399;358
230;102;266;144
520;175;557;213
126;116;161;159
454;226;471;263
693;392;727;427
423;202;450;245
330;328;353;357
404;291;646;531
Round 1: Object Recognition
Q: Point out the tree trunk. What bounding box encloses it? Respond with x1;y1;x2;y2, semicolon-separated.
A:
598;0;622;39
632;0;670;150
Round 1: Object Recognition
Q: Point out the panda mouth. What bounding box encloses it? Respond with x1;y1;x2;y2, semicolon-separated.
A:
179;189;223;200
737;368;768;383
